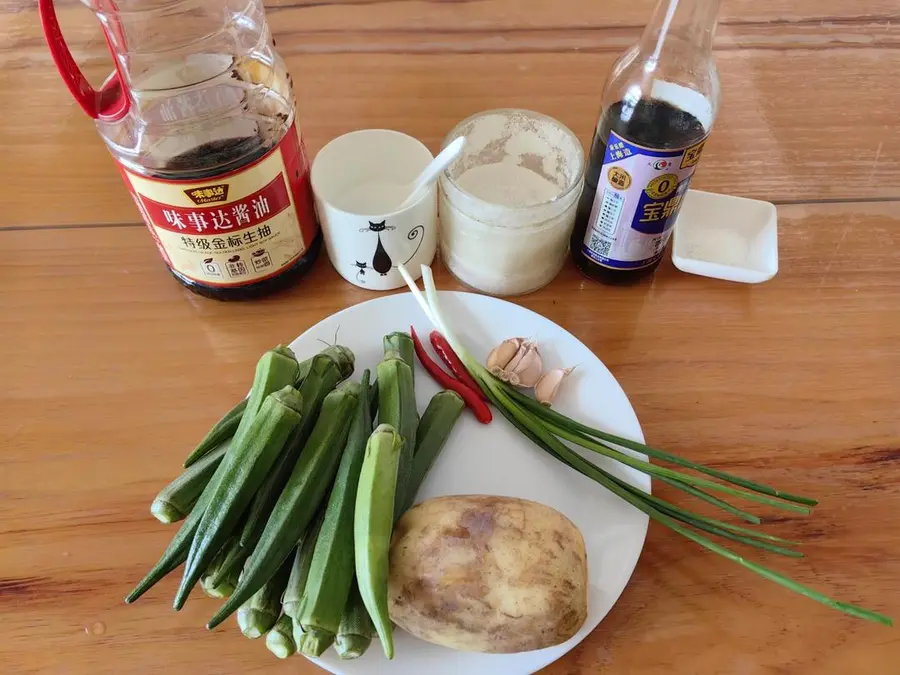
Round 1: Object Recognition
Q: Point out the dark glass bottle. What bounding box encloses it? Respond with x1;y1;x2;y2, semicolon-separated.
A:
571;0;721;284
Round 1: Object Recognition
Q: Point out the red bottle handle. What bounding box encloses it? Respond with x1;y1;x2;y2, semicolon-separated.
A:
38;0;130;121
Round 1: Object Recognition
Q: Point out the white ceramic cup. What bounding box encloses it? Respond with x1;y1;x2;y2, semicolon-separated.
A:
310;129;438;290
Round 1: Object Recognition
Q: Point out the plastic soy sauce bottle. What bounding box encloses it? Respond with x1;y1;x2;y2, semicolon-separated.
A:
571;0;721;284
39;0;322;300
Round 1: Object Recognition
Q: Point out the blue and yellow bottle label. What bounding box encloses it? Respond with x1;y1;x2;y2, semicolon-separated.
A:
581;130;707;269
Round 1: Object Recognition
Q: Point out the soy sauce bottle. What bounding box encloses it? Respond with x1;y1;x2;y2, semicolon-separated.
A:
40;0;322;300
571;0;721;284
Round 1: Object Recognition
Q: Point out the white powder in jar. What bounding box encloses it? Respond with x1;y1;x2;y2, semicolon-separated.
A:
439;110;585;296
454;163;561;208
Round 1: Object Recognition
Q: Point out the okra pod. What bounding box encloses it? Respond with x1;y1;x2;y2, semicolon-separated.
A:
200;538;241;599
237;553;293;639
354;424;403;659
175;385;304;610
152;442;228;524
229;346;300;451
239;350;350;550
208;531;247;587
182;399;246;468
206;383;360;630
376;355;417;522
335;579;374;660
265;615;297;659
383;332;415;384
282;514;324;619
297;371;372;641
125;455;229;603
400;390;465;513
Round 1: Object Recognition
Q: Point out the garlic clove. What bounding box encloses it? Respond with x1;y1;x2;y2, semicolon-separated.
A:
511;344;544;388
535;367;573;406
486;338;522;373
504;339;534;374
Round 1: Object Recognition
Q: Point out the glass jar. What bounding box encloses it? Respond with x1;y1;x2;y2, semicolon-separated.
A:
439;109;585;296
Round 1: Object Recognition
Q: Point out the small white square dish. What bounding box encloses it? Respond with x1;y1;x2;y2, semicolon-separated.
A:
672;189;778;283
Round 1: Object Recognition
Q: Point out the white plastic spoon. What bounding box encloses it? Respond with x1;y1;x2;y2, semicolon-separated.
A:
395;136;467;210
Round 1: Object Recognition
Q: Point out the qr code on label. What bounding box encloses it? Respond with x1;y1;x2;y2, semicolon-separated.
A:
589;232;613;258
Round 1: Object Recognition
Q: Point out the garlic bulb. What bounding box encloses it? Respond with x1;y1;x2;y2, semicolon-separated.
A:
486;338;522;378
508;343;543;387
485;338;543;387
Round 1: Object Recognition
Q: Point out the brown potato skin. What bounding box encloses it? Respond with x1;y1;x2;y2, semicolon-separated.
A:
388;495;588;654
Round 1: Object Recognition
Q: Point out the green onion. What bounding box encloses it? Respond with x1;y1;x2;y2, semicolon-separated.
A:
398;263;892;627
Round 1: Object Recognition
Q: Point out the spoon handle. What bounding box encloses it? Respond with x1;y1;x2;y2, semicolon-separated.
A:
398;137;466;209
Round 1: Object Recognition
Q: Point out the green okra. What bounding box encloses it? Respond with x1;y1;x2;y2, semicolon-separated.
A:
297;371;372;648
400;390;465;513
282;515;324;619
354;424;403;659
153;442;228;524
206;382;360;630
230;346;300;451
383;332;415;384
125;454;230;604
376;355;417;522
175;385;304;610
200;537;241;599
239;349;352;550
182;399;246;468
237;553;293;639
292;617;308;655
265;614;297;659
335;579;374;659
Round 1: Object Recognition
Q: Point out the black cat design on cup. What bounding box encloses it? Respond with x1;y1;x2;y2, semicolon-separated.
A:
356;220;425;282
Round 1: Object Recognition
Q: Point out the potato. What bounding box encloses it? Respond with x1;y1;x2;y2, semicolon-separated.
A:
388;495;588;654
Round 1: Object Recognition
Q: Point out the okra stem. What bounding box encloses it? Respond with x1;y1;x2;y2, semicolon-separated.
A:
265;615;297;659
384;332;415;383
299;627;335;657
335;580;374;660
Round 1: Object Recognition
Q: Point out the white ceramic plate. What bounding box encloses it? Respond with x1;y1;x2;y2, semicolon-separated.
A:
287;291;649;675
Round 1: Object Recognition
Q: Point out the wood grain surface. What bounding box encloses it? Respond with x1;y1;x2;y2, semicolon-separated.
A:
1;1;899;674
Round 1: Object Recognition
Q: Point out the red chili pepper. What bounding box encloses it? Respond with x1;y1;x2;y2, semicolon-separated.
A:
429;331;490;404
410;325;492;424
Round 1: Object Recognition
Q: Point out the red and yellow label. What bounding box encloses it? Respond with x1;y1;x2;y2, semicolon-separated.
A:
121;123;318;287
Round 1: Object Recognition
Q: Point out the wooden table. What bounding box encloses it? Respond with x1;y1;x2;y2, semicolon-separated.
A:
2;1;898;673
